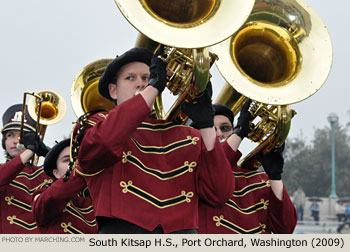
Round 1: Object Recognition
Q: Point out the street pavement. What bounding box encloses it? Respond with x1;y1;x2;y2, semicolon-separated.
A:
293;219;342;234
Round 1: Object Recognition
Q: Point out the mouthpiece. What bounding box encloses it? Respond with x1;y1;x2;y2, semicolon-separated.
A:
16;143;24;150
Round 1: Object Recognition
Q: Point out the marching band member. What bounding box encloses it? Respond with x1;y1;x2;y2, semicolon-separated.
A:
32;139;97;234
0;104;51;233
74;46;234;233
198;103;297;233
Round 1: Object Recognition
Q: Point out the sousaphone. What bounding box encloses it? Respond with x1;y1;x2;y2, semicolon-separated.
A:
114;0;255;122
71;59;116;117
212;0;333;168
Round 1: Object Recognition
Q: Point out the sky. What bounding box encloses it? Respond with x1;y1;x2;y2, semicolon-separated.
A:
0;0;348;163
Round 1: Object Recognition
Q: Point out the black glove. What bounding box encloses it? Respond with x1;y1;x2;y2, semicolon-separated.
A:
22;132;50;157
232;99;252;139
256;144;285;180
181;82;214;129
147;44;167;93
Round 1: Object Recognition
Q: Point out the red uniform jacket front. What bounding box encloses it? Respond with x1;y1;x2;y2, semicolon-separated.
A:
198;141;297;234
0;156;52;233
32;173;97;234
77;94;234;233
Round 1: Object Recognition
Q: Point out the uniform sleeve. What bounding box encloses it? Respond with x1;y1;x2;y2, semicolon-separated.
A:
78;94;151;174
221;141;242;166
267;186;297;234
32;173;86;226
196;138;235;207
0;156;25;188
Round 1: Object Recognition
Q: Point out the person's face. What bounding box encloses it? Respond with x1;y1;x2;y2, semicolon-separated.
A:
214;115;233;141
4;130;25;157
108;62;150;105
53;146;70;179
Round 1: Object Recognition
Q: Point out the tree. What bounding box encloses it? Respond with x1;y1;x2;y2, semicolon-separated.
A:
283;124;350;197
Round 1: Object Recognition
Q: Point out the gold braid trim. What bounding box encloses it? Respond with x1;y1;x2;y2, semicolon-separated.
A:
98;113;108;119
63;202;96;227
61;222;83;234
213;215;266;234
74;167;105;177
233;180;270;197
16;167;46;180
233;171;266;178
122;151;196;180
9;179;53;195
137;121;188;131
225;198;270;214
120;180;193;209
131;136;199;154
6;216;37;230
65;109;106;182
5;196;32;212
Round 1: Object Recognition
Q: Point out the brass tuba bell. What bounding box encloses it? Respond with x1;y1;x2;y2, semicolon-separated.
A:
115;0;255;48
212;0;333;168
114;0;255;122
70;59;116;117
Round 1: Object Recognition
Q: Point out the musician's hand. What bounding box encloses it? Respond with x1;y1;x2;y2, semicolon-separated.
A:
148;44;167;93
256;144;285;180
22;132;50;157
181;82;214;129
232;99;252;139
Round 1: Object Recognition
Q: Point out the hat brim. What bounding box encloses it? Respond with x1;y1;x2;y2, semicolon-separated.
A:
1;122;36;134
43;139;70;178
98;48;153;101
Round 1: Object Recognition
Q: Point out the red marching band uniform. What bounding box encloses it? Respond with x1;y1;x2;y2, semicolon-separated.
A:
0;104;53;234
32;173;97;234
0;152;52;233
76;94;234;233
198;141;297;234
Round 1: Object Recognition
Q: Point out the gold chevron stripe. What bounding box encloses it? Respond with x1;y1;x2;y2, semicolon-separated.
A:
120;180;193;209
213;215;266;234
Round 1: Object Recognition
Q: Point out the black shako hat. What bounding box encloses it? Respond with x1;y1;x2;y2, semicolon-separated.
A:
1;104;36;134
43;139;70;178
213;104;234;126
98;47;153;101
